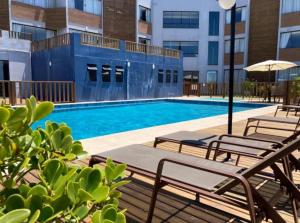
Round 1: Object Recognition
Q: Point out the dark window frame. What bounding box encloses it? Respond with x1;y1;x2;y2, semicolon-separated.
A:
139;5;151;22
87;64;97;82
163;11;199;28
208;41;219;65
163;41;199;57
209;11;220;36
166;70;171;83
158;69;164;83
102;65;111;82
173;70;178;83
115;66;124;83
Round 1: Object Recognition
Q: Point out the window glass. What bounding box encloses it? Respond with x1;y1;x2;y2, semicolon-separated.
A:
173;70;178;83
12;23;55;41
209;12;219;36
207;71;217;83
115;66;124;83
102;65;111;82
163;11;199;28
280;30;300;48
139;6;151;22
224;69;246;84
208;41;219;65
163;41;198;57
166;70;171;83
226;7;246;24
68;0;101;15
158;69;164;83
277;66;300;80
282;0;300;14
225;38;245;53
87;64;97;82
138;37;151;45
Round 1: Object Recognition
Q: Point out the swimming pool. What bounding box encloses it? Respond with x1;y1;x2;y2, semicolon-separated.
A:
33;99;269;140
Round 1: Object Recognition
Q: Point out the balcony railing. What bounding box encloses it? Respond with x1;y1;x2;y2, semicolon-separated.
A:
125;41;180;58
0;80;76;105
80;33;120;49
32;34;70;52
1;30;32;41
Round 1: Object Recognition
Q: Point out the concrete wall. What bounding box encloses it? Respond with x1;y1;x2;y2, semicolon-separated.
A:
32;33;183;102
0;30;31;80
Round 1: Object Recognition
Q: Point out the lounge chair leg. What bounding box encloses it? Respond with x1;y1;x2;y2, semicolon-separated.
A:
178;144;183;153
235;155;240;166
195;193;200;203
153;139;158;148
291;198;299;223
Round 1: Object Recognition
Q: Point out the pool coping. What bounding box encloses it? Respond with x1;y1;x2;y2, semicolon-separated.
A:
80;103;278;156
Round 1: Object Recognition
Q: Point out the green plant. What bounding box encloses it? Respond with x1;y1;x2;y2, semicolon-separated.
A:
0;96;128;222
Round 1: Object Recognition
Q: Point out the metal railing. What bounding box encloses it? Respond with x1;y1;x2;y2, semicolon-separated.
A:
125;41;180;58
6;30;32;41
80;33;120;49
31;33;70;52
0;80;76;105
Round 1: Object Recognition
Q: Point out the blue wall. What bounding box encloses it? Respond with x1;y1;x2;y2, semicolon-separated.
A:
32;33;183;102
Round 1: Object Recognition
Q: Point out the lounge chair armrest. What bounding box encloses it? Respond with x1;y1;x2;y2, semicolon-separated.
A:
244;125;296;137
218;134;283;147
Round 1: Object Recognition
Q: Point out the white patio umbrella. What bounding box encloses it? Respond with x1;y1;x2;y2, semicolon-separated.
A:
244;60;297;102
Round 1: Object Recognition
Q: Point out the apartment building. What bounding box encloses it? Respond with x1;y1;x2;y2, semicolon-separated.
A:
151;0;250;87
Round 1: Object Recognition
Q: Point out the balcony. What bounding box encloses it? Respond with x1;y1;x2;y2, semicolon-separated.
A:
138;21;152;35
281;11;300;27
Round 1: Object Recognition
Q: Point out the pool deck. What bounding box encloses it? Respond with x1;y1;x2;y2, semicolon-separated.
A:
80;101;277;156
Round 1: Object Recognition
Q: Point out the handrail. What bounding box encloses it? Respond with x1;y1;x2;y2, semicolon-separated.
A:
80;33;120;49
0;80;75;105
31;33;70;52
0;30;32;41
125;41;180;58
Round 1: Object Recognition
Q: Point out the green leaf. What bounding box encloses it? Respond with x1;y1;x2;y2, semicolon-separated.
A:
73;205;89;220
6;194;25;212
102;207;117;221
51;194;70;213
111;180;130;190
19;184;31;197
0;107;10;124
105;166;114;182
0;209;30;223
8;107;27;123
33;102;54;121
66;181;78;204
39;205;54;222
28;185;48;197
28;210;40;223
113;164;127;179
51;129;64;150
78;189;93;202
27;195;43;213
116;212;126;223
86;169;102;192
70;143;83;155
43;159;65;186
91;186;109;203
92;210;102;223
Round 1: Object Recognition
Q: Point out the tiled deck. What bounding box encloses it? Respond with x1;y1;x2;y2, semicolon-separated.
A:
76;110;300;223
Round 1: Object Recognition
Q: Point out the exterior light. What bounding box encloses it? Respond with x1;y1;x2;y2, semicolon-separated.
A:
218;0;236;9
152;64;155;70
127;61;131;67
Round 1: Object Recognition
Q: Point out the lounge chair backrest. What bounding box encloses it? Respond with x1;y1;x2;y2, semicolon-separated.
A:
217;137;300;193
241;137;300;178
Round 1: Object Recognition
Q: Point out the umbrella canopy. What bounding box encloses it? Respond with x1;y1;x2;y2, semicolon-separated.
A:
244;60;297;72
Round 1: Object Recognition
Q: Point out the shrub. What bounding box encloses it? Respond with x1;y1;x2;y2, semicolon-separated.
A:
0;96;128;223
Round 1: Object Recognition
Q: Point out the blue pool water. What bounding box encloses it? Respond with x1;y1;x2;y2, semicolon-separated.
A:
33;99;268;140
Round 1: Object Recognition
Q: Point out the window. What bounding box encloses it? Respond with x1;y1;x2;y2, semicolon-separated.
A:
225;38;245;53
224;69;246;84
163;11;199;28
14;0;50;8
173;70;178;83
68;0;102;15
209;12;219;36
12;23;55;41
208;41;219;65
87;64;97;82
158;69;164;83
115;66;124;83
207;71;217;83
166;70;171;83
280;30;300;48
282;0;300;14
102;65;111;82
226;7;246;24
163;41;199;57
139;6;151;22
184;71;199;82
0;60;9;97
139;37;151;45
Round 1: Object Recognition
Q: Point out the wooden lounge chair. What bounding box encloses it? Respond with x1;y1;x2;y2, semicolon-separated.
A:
89;140;300;223
154;131;282;164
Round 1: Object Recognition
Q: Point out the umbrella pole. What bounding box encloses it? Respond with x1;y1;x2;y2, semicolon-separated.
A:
225;3;236;161
268;66;271;102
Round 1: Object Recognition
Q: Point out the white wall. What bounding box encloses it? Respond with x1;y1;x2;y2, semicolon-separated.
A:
0;31;32;81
